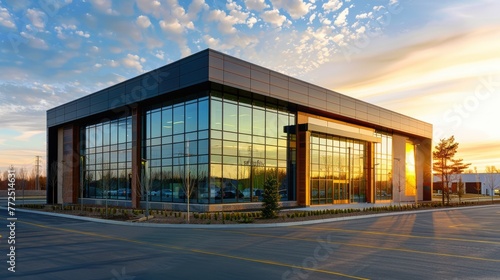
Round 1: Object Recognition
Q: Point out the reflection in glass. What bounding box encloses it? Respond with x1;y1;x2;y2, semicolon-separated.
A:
81;116;132;200
405;142;416;196
310;133;367;205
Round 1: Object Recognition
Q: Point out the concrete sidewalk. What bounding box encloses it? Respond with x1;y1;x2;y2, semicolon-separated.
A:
3;203;497;229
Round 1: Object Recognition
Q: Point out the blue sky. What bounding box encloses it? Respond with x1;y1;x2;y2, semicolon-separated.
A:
1;0;499;174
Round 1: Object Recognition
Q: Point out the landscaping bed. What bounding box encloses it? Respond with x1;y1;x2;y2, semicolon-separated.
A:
18;200;499;225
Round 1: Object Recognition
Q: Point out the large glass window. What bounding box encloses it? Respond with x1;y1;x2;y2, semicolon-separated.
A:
143;97;209;203
405;142;416;196
375;132;393;200
210;90;295;204
81;116;132;200
310;133;366;205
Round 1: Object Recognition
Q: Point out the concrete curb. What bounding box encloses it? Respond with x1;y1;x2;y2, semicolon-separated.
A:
2;204;497;229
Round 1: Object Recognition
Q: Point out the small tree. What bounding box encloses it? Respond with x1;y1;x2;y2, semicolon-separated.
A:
451;158;470;202
457;177;465;203
261;176;280;219
433;136;469;205
474;167;481;199
48;161;59;205
485;166;499;203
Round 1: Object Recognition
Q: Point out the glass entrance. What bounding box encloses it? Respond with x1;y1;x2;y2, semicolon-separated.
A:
310;133;366;205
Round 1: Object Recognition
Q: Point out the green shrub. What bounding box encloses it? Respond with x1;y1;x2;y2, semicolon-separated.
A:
261;177;280;219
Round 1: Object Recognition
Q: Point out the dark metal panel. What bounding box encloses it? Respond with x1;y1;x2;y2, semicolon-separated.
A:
179;68;208;88
90;89;109;104
89;101;108;114
76;96;90;110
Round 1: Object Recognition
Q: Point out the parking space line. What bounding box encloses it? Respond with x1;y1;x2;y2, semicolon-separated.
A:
291;226;500;245
214;229;500;263
15;219;368;280
190;249;369;280
448;224;500;232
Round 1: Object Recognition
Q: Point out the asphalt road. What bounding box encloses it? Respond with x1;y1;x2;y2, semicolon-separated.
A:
1;206;499;280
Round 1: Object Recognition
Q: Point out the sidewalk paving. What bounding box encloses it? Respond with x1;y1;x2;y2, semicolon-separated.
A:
3;203;498;229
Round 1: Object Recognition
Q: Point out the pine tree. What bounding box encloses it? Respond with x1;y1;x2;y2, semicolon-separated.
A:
433;136;470;205
261;176;280;219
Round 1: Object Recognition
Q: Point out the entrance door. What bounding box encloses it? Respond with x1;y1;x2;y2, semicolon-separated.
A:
310;133;367;205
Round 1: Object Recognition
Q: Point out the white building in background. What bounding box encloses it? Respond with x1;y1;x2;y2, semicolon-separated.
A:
434;173;500;196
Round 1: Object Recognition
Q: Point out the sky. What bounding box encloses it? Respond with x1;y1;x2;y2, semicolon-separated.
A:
0;0;499;175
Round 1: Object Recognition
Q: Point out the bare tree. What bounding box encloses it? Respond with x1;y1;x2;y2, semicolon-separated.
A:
474;167;481;199
48;161;59;205
457;177;465;203
179;165;197;224
485;166;499;203
450;158;470;202
18;167;27;206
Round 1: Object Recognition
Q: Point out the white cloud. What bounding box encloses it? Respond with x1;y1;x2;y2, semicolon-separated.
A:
14;130;44;141
63;24;77;30
321;17;332;25
356;12;372;20
334;7;349;26
0;7;16;29
155;50;164;60
122;53;146;72
323;0;343;13
136;0;162;17
207;9;240;34
20;32;49;49
159;19;184;34
90;0;118;15
75;30;90;38
55;24;78;39
188;0;209;18
270;0;311;19
94;63;102;68
261;9;287;28
308;13;316;24
244;0;269;11
247;16;258;28
108;59;119;67
26;9;47;30
136;15;151;28
203;34;236;51
227;0;250;23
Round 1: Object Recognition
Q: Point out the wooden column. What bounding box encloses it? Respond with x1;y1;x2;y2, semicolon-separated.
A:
62;124;80;204
296;129;310;207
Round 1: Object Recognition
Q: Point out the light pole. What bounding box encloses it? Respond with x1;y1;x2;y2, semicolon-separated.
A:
394;158;401;206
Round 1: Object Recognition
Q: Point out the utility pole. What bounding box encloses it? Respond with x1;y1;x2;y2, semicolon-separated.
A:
35;156;42;190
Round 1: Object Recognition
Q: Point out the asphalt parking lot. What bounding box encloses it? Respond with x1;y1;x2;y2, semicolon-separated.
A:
1;205;499;279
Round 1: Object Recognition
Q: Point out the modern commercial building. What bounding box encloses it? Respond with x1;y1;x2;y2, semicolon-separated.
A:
46;49;433;211
434;173;500;196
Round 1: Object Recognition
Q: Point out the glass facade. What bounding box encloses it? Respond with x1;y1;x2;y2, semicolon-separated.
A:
210;89;296;204
81;116;132;199
374;132;393;200
141;87;296;205
310;133;367;205
78;86;396;206
143;97;209;203
405;142;416;196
